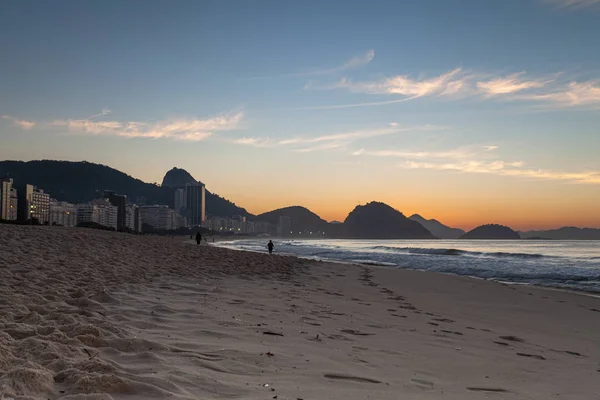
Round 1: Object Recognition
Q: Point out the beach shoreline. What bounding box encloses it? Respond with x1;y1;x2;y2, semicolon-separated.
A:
1;225;599;399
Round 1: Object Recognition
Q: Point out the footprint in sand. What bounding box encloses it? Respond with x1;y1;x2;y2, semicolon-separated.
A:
517;352;546;360
340;329;375;336
324;373;381;384
410;378;435;389
564;350;584;357
433;318;455;323
440;330;463;336
467;387;509;393
499;335;526;343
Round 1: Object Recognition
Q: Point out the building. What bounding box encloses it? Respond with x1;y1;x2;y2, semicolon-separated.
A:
174;188;186;214
278;216;292;236
104;190;128;231
173;213;187;229
139;205;175;231
49;199;77;227
0;178;18;221
185;182;205;226
206;216;270;235
125;204;142;233
16;184;50;223
77;199;118;230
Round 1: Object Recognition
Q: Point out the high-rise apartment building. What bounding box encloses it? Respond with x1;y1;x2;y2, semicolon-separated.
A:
104;190;128;230
125;204;142;233
278;216;292;236
139;205;175;231
77;199;118;230
0;178;18;221
49;199;77;227
185;182;205;226
17;184;50;223
174;188;186;214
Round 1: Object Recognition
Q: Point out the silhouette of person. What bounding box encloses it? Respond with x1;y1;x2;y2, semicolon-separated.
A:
267;240;274;254
196;232;201;245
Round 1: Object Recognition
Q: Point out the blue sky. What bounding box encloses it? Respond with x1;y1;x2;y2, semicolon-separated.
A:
1;0;599;228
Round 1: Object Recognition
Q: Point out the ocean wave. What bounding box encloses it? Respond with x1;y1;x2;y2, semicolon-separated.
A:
351;259;398;267
371;246;545;259
218;239;600;293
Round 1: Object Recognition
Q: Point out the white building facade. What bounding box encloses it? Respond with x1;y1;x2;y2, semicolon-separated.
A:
0;178;18;221
139;205;173;231
125;204;142;233
49;199;77;227
26;184;50;224
77;199;118;230
185;182;205;226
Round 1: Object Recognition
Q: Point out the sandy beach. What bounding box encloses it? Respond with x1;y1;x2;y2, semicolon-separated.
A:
1;225;599;399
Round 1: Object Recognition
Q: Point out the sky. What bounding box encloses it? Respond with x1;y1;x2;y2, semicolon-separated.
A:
1;0;600;230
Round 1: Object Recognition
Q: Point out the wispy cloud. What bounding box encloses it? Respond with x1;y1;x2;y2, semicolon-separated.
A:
352;143;599;184
230;124;441;152
307;66;600;111
351;146;490;160
312;50;375;76
47;111;244;141
477;73;550;96
253;50;375;79
335;68;467;99
401;160;600;184
231;137;272;147
545;0;600;9
1;115;36;129
519;80;600;109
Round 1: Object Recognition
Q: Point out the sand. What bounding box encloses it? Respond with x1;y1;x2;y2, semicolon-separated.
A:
1;225;599;399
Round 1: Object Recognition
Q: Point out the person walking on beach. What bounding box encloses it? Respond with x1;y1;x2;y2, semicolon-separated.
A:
196;232;202;245
267;240;274;254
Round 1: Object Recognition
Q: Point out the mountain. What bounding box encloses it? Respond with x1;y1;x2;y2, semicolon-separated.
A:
460;224;520;240
409;214;465;239
161;167;198;188
255;206;329;233
342;202;436;239
520;227;600;240
0;160;251;218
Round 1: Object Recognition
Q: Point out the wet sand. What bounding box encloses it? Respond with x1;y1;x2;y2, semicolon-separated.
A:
1;225;599;399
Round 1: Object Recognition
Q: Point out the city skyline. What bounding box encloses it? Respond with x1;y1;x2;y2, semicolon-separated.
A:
1;0;600;230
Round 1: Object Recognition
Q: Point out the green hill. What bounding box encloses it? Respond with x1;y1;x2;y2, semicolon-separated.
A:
255;206;329;234
460;224;520;240
0;160;251;218
343;202;436;239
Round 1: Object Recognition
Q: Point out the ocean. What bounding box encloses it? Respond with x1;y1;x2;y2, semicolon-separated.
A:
217;238;600;293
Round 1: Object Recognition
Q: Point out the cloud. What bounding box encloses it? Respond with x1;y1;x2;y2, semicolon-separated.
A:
49;111;243;141
520;80;600;108
1;115;36;129
230;124;441;152
477;73;550;96
351;147;487;160
253;50;375;79
314;50;375;75
352;142;599;184
231;137;273;147
335;68;467;99
400;159;600;184
294;97;416;111
307;66;600;111
88;108;112;119
545;0;600;9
